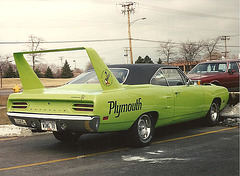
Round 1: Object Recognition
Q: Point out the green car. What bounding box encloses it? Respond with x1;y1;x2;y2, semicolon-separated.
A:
7;47;229;147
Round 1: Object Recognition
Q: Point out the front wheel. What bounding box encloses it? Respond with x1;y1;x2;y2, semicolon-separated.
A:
129;114;154;147
205;101;220;126
53;131;82;143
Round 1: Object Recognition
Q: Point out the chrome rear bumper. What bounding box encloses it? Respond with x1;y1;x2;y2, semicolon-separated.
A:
7;112;100;132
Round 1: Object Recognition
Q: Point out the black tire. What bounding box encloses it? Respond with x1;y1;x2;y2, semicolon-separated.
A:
129;114;154;147
205;101;220;126
53;131;82;143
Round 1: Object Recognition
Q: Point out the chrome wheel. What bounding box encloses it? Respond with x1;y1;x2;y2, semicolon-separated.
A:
205;101;220;126
137;114;151;142
210;103;219;122
129;113;154;147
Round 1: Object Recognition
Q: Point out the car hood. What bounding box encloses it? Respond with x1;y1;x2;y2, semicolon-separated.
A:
187;73;220;80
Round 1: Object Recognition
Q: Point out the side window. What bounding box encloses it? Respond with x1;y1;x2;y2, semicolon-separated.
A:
228;62;239;73
150;69;168;86
218;63;227;72
162;68;185;86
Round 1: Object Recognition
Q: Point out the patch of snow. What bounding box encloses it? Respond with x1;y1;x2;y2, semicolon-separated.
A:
220;103;239;118
220;103;240;127
122;155;188;164
0;125;32;137
146;150;164;155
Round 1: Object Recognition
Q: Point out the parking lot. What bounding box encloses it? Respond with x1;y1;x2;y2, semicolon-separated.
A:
0;120;238;176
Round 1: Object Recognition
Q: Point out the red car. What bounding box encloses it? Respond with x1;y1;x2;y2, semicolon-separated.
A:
188;59;239;92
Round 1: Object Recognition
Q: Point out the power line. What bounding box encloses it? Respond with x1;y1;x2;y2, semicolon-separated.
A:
0;38;239;48
140;3;239;21
0;38;129;45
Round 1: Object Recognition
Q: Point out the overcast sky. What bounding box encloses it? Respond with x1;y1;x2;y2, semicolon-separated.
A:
0;0;239;70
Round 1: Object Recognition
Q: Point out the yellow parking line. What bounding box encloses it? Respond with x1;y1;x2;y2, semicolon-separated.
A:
0;148;127;171
0;126;238;171
152;126;239;144
0;137;18;141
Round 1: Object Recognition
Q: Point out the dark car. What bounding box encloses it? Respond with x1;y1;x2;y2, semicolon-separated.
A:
188;59;239;92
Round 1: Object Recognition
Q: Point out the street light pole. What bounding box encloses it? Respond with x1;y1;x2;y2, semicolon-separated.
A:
73;60;76;69
128;17;146;64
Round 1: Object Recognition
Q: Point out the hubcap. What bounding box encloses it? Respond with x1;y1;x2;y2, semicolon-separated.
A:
210;103;219;121
137;115;151;142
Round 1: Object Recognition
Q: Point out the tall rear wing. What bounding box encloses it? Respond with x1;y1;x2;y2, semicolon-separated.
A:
13;47;122;91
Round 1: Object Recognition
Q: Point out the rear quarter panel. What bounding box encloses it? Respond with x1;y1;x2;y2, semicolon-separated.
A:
95;85;174;132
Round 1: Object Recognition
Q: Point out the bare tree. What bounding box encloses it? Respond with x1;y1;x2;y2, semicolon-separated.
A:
205;37;221;60
28;35;44;70
85;61;93;71
179;40;205;62
158;40;176;65
0;55;12;73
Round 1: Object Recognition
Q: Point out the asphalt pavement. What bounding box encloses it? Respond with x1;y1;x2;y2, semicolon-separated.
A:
0;121;239;176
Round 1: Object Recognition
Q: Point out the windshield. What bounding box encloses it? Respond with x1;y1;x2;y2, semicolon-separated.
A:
189;62;227;74
69;68;129;84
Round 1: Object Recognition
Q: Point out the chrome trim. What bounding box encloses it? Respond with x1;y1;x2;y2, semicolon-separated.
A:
7;112;94;121
150;68;169;86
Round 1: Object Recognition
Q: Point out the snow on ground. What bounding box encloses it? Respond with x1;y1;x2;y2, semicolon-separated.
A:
0;125;32;137
220;103;240;127
220;103;239;118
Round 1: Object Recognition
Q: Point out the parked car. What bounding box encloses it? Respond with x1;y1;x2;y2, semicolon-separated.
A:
188;59;239;92
7;47;229;147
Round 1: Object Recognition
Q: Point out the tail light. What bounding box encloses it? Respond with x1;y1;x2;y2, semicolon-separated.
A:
72;102;94;112
12;102;28;109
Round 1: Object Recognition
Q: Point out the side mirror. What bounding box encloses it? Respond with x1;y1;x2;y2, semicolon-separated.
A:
228;69;236;75
186;79;192;86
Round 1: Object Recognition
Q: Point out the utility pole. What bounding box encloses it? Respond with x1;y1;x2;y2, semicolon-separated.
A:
119;2;137;64
124;47;129;64
0;70;2;88
221;36;230;59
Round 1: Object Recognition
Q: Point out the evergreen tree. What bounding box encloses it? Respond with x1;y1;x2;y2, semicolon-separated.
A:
135;55;154;64
34;68;43;78
144;55;154;64
44;66;54;78
157;58;162;64
4;65;16;78
135;56;145;63
61;60;73;78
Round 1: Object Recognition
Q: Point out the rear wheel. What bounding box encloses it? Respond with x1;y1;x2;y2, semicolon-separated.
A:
205;101;220;126
129;114;154;147
53;131;82;143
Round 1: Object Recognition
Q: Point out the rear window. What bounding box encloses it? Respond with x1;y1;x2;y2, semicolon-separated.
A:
69;68;129;84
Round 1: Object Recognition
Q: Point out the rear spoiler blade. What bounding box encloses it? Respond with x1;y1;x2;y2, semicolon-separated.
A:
13;47;122;91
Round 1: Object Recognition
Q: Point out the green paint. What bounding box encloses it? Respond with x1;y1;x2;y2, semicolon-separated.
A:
8;47;229;133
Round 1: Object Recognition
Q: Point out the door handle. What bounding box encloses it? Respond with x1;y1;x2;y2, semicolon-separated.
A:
175;92;180;95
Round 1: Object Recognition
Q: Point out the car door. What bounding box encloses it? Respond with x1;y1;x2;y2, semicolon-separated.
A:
150;69;174;126
225;61;239;91
161;68;205;123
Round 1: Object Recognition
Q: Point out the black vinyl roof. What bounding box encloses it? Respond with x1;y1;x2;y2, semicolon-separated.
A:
108;64;177;85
